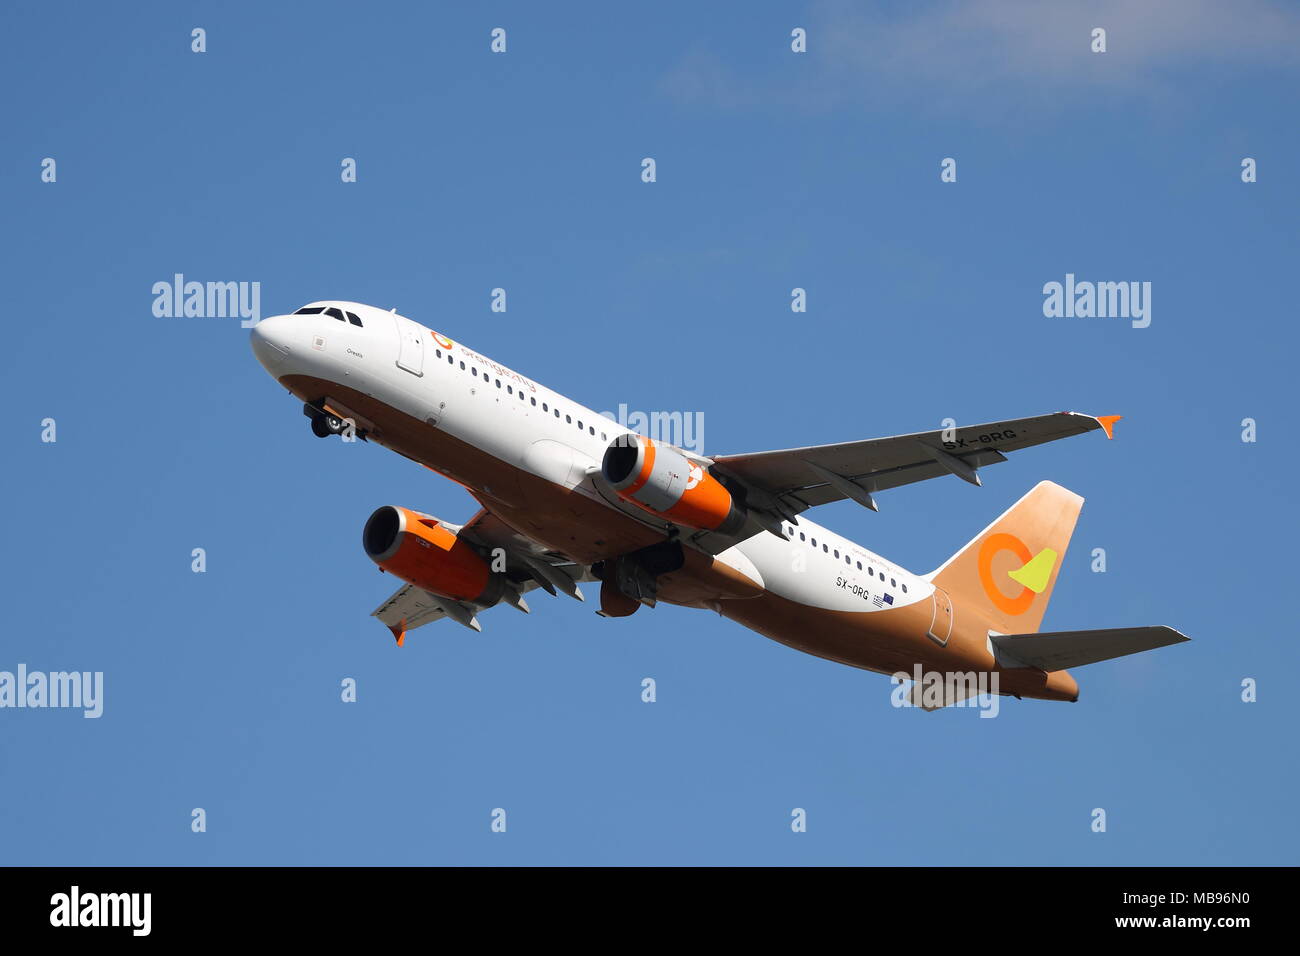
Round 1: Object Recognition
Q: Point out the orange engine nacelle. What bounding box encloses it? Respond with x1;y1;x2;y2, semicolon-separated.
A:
362;505;504;606
601;435;747;535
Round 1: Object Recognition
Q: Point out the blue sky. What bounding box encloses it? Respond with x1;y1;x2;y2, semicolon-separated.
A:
2;1;1296;865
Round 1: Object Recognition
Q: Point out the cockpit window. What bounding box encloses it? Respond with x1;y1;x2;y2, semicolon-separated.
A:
293;306;326;315
346;311;363;327
325;307;347;322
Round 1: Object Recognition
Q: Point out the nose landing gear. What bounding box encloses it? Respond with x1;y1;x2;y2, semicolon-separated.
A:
303;402;353;439
310;411;345;438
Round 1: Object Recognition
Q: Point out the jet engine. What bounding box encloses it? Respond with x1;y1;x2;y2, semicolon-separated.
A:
601;435;748;535
362;505;511;607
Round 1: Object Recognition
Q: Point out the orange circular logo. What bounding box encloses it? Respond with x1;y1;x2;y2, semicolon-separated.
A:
431;332;453;350
977;532;1035;616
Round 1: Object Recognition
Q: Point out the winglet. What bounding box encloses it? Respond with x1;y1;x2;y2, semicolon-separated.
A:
388;619;407;647
1095;414;1122;439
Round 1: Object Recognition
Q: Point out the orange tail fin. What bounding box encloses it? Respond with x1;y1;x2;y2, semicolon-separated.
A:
929;481;1083;635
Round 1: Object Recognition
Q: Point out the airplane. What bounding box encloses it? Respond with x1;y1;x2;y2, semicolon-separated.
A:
250;300;1190;709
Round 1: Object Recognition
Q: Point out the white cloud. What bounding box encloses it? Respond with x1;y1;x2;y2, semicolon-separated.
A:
662;0;1300;114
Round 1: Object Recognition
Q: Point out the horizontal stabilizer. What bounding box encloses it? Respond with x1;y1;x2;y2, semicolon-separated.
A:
990;625;1190;672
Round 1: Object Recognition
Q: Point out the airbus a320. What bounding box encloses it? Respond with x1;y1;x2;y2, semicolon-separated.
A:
250;301;1189;708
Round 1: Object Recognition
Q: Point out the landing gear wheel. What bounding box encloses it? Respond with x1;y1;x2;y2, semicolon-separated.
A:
308;405;345;438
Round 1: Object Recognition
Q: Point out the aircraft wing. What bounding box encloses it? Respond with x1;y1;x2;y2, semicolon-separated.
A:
457;509;564;564
457;508;591;601
372;584;453;639
710;411;1120;519
371;508;590;644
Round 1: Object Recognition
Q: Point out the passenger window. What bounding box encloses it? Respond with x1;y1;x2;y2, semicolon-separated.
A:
902;584;908;594
868;568;874;577
576;420;583;429
600;432;606;440
507;385;513;394
589;426;595;435
565;414;572;423
822;544;828;553
554;409;560;418
448;354;453;364
856;561;862;570
890;578;896;588
532;398;537;406
435;349;442;359
495;379;502;388
834;549;839;559
543;403;548;411
799;532;805;541
459;361;465;370
472;368;478;377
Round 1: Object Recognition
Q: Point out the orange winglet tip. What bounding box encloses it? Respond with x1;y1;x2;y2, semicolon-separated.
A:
1095;414;1122;439
388;621;407;647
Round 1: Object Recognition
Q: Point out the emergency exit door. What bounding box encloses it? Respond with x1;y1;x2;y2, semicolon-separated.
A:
394;313;425;376
927;586;953;646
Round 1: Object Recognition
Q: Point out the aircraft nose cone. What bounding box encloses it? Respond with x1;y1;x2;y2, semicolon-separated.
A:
250;315;293;373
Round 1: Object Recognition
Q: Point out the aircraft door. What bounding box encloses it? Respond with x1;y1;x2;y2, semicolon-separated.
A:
927;585;954;646
394;314;425;376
